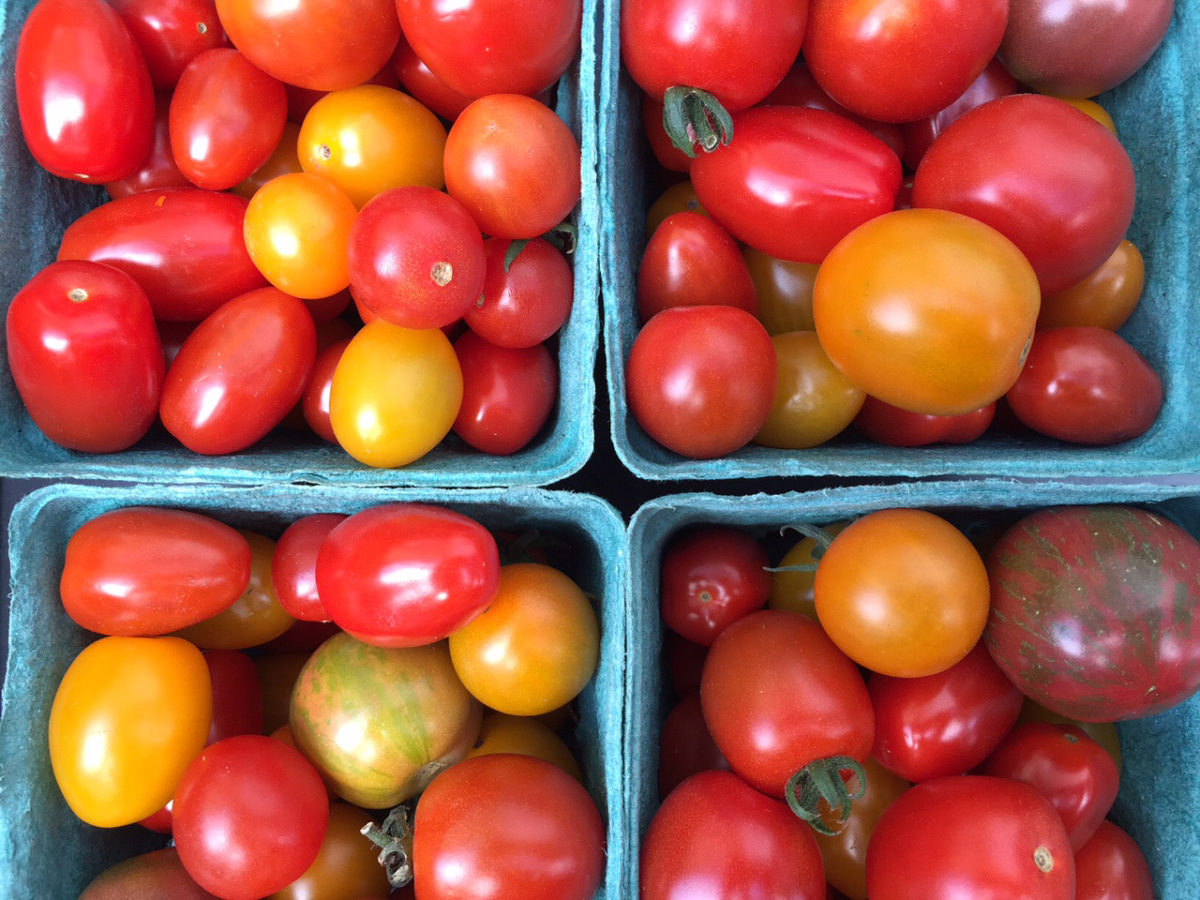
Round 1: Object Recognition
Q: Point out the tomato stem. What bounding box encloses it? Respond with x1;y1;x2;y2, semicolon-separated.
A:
662;86;734;157
785;755;867;836
542;221;578;256
361;803;415;888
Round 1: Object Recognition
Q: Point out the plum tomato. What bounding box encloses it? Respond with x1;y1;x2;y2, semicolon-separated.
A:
271;513;347;622
105;96;191;199
203;649;264;743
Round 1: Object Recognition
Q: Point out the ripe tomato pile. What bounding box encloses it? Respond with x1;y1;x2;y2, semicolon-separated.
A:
621;0;1172;459
52;503;605;899
645;502;1200;899
7;0;582;466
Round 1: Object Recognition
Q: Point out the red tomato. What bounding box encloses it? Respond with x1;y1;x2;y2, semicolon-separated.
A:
160;287;317;454
869;643;1025;783
452;331;558;455
657;693;728;798
203;649;264;743
395;0;581;99
15;0;154;182
659;525;771;646
173;735;329;900
866;776;1075;899
641;770;825;900
412;754;605;900
6;260;164;453
626;305;777;459
108;0;229;89
690;106;902;263
664;631;708;696
57;188;268;321
78;848;219;899
1007;326;1163;445
912;94;1135;294
389;31;474;122
347;186;486;329
60;506;252;635
465;238;574;349
852;396;996;447
105;96;191;199
315;503;500;647
1074;821;1154;900
271;514;346;622
169;48;287;191
300;338;349;444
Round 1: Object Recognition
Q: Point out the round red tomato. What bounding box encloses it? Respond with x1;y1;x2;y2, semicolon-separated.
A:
465;238;574;349
108;0;229;89
6;260;164;453
1074;821;1154;900
626;305;777;459
452;331;558;455
389;31;474;122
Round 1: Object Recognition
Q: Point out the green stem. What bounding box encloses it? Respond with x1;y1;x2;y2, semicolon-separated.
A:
785;756;868;836
662;86;734;157
361;804;415;888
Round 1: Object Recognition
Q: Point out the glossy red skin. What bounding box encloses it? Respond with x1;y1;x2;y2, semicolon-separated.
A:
465;238;574;349
803;0;1008;123
109;0;229;89
659;525;771;646
866;775;1075;900
169;48;287;191
980;723;1119;851
57;188;268;321
315;503;501;647
6;260;164;453
139;803;174;834
173;735;329;900
637;211;757;323
621;0;809;111
869;642;1024;783
1074;821;1154;900
396;0;581;98
106;95;192;199
657;693;728;798
641;770;825;900
390;31;474;122
701;609;874;798
60;507;252;635
912;94;1135;294
985;505;1200;721
663;630;708;695
348;186;486;330
300;338;349;444
203;649;264;744
452;331;557;455
15;0;154;182
626;305;777;459
691;106;902;263
853;395;995;447
78;848;219;899
412;754;605;900
270;514;346;622
1000;0;1175;97
1005;326;1162;446
160;287;317;454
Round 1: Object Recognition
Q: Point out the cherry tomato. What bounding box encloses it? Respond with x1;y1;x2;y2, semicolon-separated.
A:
300;337;349;444
203;649;264;743
1017;700;1123;773
1074;820;1154;900
105;95;191;199
452;331;558;455
48;636;213;827
234;121;303;199
466;712;583;782
108;0;229;89
449;562;599;716
663;630;708;696
626;305;777;459
852;395;996;447
768;520;849;620
79;848;218;899
646;180;707;236
640;94;694;172
270;514;345;622
1037;240;1144;331
255;651;312;734
657;693;728;798
15;0;155;182
389;30;474;122
6;260;164;453
465;238;574;348
269;802;394;900
743;246;819;335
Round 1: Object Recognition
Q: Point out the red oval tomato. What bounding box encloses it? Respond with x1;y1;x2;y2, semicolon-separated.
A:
108;0;229;89
1074;821;1154;900
465;238;574;349
105;96;191;199
300;337;349;444
6;260;164;453
203;649;264;743
271;514;346;622
15;0;155;182
160;287;317;454
452;330;558;455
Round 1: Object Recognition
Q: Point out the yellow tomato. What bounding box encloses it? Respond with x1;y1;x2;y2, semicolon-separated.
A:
466;712;584;782
742;246;819;335
1037;239;1144;331
769;520;850;619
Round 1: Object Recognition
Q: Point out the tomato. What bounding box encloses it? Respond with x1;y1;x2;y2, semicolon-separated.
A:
626;305;777;459
243;173;357;300
6;260;164;453
803;0;1007;123
255;651;311;734
465;238;573;348
48;636;213;828
1016;700;1123;773
646;180;707;236
396;0;581;99
105;96;191;199
389;31;474;122
814;509;990;678
1074;821;1154;900
270;514;346;622
641;769;825;900
1038;240;1144;331
852;396;995;447
985;504;1200;721
203;649;263;743
743;246;819;335
60;507;252;636
869;642;1024;782
444;94;581;239
663;630;708;696
58;188;267;321
214;0;400;90
289;632;482;808
173;735;328;900
657;693;728;798
79;848;219;899
866;775;1075;899
636;211;757;323
269;802;394;900
466;712;583;781
452;331;558;455
640;94;695;172
328;320;463;467
1000;0;1174;97
449;562;599;716
659;525;771;646
768;520;849;620
15;0;154;182
108;0;228;89
1005;326;1162;445
301;338;350;444
298;85;446;207
234;121;303;199
812;208;1040;416
912;94;1136;294
169;48;287;191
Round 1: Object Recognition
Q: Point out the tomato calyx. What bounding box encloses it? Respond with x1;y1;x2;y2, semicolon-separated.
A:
766;522;837;573
662;85;733;157
361;803;416;888
785;755;867;836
